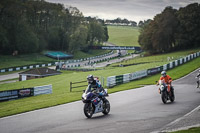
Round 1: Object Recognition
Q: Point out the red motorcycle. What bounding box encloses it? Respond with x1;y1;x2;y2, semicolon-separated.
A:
157;80;175;104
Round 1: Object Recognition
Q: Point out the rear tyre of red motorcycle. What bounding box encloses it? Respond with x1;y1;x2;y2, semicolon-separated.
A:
102;99;110;115
84;103;94;118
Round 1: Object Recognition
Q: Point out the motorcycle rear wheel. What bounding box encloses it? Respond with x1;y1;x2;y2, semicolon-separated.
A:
84;103;94;118
102;99;110;115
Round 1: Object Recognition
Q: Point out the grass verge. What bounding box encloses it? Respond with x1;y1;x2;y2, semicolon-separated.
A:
0;53;56;69
170;127;200;133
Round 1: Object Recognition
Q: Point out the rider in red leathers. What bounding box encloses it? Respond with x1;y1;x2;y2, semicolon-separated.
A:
158;71;173;92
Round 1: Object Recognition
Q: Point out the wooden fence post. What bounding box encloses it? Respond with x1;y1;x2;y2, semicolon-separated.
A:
70;82;72;92
69;80;88;92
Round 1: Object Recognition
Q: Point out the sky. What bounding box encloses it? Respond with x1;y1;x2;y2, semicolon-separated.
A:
46;0;200;23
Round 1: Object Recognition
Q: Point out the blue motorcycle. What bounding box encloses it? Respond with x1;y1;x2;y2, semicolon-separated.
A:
82;86;110;118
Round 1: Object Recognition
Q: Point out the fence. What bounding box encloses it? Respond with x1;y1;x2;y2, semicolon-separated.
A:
70;81;88;92
107;51;200;88
70;77;105;92
0;84;52;102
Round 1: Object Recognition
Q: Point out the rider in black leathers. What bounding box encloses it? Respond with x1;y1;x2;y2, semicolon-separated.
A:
86;75;105;97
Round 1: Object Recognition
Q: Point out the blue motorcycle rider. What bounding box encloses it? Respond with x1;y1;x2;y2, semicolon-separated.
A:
86;75;106;97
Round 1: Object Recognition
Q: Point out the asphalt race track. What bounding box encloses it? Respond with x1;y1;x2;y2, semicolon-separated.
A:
0;69;200;133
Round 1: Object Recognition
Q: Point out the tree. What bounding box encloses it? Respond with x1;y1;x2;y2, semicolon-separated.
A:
16;23;39;54
175;3;200;49
139;7;178;54
69;25;88;53
138;19;152;27
138;21;154;54
151;7;178;53
104;26;109;41
0;25;9;54
87;21;106;45
0;0;109;55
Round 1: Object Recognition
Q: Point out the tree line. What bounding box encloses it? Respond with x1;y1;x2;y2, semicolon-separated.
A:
0;0;108;55
105;18;137;26
138;3;200;54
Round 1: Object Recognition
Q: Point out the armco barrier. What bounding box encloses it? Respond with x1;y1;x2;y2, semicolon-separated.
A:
123;74;130;83
107;76;116;87
129;70;148;81
107;70;148;88
0;84;52;102
147;67;162;75
18;88;34;98
0;90;19;101
34;84;52;96
107;51;200;88
116;75;123;85
0;62;56;73
0;88;34;101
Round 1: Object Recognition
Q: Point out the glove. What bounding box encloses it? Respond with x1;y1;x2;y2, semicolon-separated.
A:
99;92;103;96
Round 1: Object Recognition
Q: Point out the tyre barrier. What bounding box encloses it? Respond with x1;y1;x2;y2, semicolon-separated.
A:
0;62;56;73
107;51;200;88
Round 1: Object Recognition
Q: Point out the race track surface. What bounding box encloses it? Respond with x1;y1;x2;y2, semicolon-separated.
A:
0;69;200;133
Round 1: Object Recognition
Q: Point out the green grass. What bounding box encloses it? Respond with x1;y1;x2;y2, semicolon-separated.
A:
108;49;199;68
73;50;111;59
0;49;200;118
170;127;200;133
108;26;140;46
0;53;56;69
0;70;23;76
0;78;18;83
0;50;110;69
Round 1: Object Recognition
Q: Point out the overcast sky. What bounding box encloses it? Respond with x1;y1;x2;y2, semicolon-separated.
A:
46;0;200;23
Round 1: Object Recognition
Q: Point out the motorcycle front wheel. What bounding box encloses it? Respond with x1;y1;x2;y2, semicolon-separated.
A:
102;99;110;115
84;103;94;118
161;91;167;104
169;89;175;102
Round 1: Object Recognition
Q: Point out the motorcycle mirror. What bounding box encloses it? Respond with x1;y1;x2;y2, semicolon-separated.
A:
155;81;158;83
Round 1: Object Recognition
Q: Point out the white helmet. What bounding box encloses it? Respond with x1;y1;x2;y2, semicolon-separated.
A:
161;71;166;77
